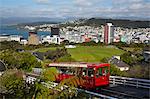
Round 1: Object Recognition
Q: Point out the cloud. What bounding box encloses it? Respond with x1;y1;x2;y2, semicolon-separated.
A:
74;0;92;6
1;0;150;19
33;0;49;4
73;0;104;7
112;0;143;4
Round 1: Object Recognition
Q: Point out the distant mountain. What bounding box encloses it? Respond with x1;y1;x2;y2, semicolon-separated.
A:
0;17;77;26
83;18;150;28
1;17;149;28
17;22;59;26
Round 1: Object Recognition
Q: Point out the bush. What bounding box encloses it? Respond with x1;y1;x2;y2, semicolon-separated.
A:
110;64;125;76
45;48;71;62
0;70;27;98
126;65;149;79
0;51;41;71
120;52;135;65
56;54;76;62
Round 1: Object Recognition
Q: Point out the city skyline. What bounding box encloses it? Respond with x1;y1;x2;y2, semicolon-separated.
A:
1;0;150;19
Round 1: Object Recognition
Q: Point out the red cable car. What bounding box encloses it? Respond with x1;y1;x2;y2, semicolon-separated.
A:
48;62;110;89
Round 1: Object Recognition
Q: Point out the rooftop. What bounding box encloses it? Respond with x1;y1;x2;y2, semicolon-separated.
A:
48;62;110;68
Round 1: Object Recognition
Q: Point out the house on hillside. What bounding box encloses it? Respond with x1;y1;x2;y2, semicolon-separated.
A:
109;56;129;71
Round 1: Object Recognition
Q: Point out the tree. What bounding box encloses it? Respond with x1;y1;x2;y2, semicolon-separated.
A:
61;40;70;45
56;54;76;62
18;52;42;71
0;70;29;98
120;52;135;65
45;48;71;62
126;65;149;79
0;51;41;71
110;64;125;76
42;67;58;82
0;41;22;51
100;57;109;63
32;82;52;99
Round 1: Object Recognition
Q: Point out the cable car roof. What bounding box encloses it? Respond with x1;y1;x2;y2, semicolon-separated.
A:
48;63;110;68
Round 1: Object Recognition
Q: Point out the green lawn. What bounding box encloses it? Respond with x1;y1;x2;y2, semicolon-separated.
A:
67;46;125;62
33;46;125;62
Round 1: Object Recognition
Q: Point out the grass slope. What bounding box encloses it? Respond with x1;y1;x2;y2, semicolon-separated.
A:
67;46;124;62
33;46;125;62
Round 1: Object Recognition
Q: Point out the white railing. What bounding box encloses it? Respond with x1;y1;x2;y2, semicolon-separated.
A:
42;81;116;99
110;76;150;89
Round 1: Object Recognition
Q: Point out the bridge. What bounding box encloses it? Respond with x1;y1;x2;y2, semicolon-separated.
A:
42;76;150;99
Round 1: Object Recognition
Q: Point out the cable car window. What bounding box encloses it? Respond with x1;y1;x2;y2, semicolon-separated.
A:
82;68;87;76
96;67;109;77
102;67;109;76
58;67;76;75
96;68;102;77
88;68;94;77
104;67;109;74
99;68;103;76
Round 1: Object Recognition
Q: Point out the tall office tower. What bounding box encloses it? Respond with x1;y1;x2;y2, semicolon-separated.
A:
104;23;114;44
51;27;60;36
28;29;39;45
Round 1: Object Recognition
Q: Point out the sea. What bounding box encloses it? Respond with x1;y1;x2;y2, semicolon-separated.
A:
0;25;51;39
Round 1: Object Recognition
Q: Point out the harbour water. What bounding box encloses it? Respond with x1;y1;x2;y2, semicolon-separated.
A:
0;25;51;39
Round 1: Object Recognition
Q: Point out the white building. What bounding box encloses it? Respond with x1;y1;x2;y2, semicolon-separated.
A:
0;35;22;42
20;39;28;45
42;35;60;44
0;35;10;42
51;35;60;44
9;35;22;42
42;35;51;43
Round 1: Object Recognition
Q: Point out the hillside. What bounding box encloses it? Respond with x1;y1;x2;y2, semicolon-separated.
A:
60;18;150;28
83;18;150;28
35;46;125;62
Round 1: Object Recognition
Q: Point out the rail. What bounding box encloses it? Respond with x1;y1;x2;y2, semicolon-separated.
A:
77;89;116;99
110;76;150;89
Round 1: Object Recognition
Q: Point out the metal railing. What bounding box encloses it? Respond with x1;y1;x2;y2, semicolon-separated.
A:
110;76;150;89
42;81;116;99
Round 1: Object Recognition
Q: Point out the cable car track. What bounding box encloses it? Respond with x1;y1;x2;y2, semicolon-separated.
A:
77;87;143;99
99;88;143;99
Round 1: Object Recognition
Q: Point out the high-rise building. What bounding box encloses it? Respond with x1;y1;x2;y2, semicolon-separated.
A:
51;27;59;36
104;23;114;44
28;29;39;45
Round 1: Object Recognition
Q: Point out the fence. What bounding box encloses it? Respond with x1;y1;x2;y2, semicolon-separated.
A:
110;76;150;89
42;81;116;99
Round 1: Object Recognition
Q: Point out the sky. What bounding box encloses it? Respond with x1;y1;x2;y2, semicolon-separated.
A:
0;0;150;19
